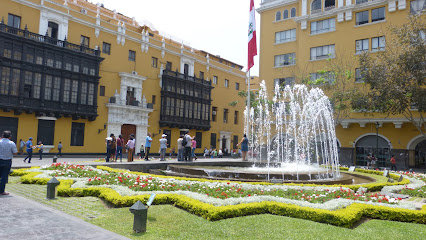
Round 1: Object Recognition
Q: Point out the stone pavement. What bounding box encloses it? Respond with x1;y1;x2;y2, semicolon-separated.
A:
0;193;130;240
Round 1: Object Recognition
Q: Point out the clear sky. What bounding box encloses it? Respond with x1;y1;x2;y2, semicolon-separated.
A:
99;0;260;75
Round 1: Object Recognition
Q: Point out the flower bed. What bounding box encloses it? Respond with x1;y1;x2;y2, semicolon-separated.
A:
11;163;426;227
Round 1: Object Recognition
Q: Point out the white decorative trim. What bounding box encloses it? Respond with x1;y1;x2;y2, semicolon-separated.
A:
161;37;165;58
36;116;58;121
398;0;406;10
393;121;403;128
345;11;352;21
406;135;426;150
257;0;300;13
337;12;344;22
388;1;396;12
180;55;195;76
38;8;69;40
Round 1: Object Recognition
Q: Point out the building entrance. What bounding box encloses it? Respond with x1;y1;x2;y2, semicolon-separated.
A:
415;140;426;168
121;124;136;147
355;135;390;167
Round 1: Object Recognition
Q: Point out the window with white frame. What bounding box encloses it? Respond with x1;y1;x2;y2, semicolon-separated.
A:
274;77;295;88
275;11;281;21
324;0;336;11
311;0;322;13
225;79;229;88
356;39;369;53
310;71;335;84
371;36;385;51
213;75;218;85
310;45;335;60
410;0;425;14
371;7;385;22
356;0;368;4
275;29;296;44
311;18;335;34
274;53;296;67
283;10;289;19
356;10;369;25
291;8;296;17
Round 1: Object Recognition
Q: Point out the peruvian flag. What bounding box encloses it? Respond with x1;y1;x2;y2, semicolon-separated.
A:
247;0;257;71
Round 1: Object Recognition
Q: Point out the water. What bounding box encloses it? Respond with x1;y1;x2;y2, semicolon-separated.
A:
246;82;340;181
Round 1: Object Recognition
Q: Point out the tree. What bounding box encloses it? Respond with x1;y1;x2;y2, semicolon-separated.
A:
354;14;426;135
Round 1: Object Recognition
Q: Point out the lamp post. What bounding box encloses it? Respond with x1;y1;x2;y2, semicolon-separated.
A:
375;122;380;164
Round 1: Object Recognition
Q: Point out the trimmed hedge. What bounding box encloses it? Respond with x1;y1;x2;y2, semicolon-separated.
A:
11;166;426;228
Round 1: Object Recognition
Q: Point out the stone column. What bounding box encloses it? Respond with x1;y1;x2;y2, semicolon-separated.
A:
136;125;148;155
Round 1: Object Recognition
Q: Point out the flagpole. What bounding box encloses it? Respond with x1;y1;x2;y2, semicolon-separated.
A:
246;70;250;137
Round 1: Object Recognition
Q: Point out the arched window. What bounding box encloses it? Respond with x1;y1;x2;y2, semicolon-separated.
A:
324;0;336;11
291;8;296;17
275;11;281;21
311;0;322;13
283;10;289;19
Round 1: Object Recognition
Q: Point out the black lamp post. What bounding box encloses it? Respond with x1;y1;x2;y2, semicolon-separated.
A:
375;122;380;164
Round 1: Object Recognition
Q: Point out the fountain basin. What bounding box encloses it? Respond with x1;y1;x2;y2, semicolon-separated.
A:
164;165;375;185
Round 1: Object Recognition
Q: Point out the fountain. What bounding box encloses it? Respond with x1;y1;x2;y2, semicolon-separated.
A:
165;82;365;184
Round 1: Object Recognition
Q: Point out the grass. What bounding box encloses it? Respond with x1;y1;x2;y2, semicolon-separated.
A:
6;177;426;240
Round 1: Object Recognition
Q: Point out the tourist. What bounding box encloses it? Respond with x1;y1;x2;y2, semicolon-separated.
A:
23;137;33;163
110;134;116;161
177;135;184;161
0;131;18;195
390;155;397;171
127;134;135;162
159;134;168;161
19;139;25;155
218;148;223;158
37;141;43;160
140;144;144;159
144;133;153;161
366;154;372;168
191;136;197;160
115;135;124;162
57;141;62;156
105;134;113;162
371;154;377;169
184;132;192;161
237;134;249;161
203;147;209;158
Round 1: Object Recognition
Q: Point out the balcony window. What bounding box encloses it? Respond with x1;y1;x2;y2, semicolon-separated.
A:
372;36;385;51
274;53;296;67
371;7;385;22
47;21;59;39
310;45;335;60
410;0;426;14
356;10;369;25
356;39;369;53
80;35;90;47
275;29;296;43
199;71;204;79
7;14;21;28
311;18;335;34
311;0;322;14
166;61;172;70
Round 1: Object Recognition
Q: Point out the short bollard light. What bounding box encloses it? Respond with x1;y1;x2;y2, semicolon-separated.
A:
46;177;60;200
53;155;58;163
129;201;148;233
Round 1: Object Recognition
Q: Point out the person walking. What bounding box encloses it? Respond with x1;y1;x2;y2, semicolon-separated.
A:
19;139;25;155
159;134;168;161
144;133;153;161
37;141;43;160
390;155;397;171
127;134;135;162
110;134;116;162
184;132;192;161
237;134;249;161
371;154;377;169
115;135;124;162
105;134;113;162
191;137;197;160
57;142;62;156
23;137;33;163
0;131;17;195
177;135;184;161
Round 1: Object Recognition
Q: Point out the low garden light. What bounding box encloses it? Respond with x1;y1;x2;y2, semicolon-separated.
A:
46;177;60;199
52;155;58;163
129;200;148;233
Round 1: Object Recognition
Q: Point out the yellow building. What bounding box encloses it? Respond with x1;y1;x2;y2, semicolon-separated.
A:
0;0;246;156
257;0;425;168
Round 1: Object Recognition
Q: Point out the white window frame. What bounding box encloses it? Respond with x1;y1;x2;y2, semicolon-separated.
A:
274;53;296;67
311;18;335;35
310;71;335;84
213;76;218;85
275;29;296;44
224;79;229;88
310;45;335;60
371;36;385;51
356;39;369;53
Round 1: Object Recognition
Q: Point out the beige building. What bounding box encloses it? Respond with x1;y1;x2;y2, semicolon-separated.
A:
257;0;425;168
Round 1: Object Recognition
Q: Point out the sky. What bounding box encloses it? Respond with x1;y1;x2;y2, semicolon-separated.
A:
99;0;261;75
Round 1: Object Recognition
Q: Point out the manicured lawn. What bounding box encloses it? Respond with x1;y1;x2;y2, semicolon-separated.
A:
7;177;426;240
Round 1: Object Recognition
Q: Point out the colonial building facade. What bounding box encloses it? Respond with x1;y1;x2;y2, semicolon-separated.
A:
257;0;425;168
0;0;247;154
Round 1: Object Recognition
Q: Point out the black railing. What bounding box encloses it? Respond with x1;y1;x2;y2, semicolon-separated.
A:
0;22;100;57
163;69;212;86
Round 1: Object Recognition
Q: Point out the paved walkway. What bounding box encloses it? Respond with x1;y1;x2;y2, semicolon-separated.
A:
0;193;129;240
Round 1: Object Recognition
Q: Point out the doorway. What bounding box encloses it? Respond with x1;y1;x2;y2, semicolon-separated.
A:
121;124;136;146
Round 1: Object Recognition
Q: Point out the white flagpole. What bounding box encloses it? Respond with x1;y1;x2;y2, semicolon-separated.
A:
246;70;250;137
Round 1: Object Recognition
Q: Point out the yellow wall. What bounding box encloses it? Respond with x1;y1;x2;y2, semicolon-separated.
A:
1;0;247;154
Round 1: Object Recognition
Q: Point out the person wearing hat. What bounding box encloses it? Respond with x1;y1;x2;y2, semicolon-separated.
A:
23;137;33;163
159;134;168;161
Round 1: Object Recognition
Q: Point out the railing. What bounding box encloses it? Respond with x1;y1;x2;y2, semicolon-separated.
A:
162;69;212;86
0;22;100;57
324;5;335;11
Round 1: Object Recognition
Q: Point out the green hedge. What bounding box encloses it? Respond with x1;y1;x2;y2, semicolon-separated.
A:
11;166;425;228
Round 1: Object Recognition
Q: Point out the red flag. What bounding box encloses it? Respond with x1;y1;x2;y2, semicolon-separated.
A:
247;0;257;71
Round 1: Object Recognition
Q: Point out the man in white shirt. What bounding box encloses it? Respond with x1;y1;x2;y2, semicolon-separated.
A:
184;132;192;161
0;131;18;195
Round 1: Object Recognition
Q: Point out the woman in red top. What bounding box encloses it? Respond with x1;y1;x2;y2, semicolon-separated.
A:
390;155;397;171
115;135;124;162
